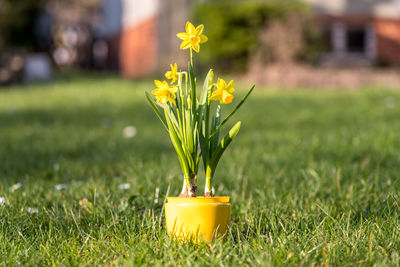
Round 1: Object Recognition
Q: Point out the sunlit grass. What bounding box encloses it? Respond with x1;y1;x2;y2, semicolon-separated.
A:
0;75;400;265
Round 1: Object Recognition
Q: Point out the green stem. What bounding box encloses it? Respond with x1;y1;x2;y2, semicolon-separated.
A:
204;166;212;197
179;173;191;197
179;179;188;197
203;99;211;196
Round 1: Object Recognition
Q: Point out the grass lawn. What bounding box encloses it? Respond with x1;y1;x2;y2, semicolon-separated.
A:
1;75;400;266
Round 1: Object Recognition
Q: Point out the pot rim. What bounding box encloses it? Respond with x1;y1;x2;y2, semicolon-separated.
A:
167;196;230;203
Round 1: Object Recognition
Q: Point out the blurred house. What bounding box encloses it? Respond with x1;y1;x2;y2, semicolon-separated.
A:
99;0;191;78
107;0;400;78
16;0;397;82
304;0;400;66
3;0;400;85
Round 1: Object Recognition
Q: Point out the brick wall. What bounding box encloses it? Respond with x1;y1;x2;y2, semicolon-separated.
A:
315;14;372;25
120;17;158;78
119;0;192;78
374;18;400;65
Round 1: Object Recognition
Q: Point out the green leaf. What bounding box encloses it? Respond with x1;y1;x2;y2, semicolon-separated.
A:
210;105;221;157
198;70;214;170
199;69;214;106
188;62;196;112
145;91;168;130
196;69;214;137
164;107;190;176
165;104;181;135
210;121;241;174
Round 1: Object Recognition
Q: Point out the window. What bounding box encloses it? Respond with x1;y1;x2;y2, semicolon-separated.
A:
346;27;366;53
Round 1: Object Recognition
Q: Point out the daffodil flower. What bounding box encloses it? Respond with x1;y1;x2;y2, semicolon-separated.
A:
152;80;178;105
209;78;235;104
177;22;208;53
165;63;179;84
146;21;254;199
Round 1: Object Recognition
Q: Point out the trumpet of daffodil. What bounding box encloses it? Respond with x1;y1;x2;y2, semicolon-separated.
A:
177;22;208;53
152;80;178;105
165;63;178;84
209;78;235;104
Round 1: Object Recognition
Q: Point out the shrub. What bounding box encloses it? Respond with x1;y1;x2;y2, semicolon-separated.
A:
0;0;46;50
193;0;314;72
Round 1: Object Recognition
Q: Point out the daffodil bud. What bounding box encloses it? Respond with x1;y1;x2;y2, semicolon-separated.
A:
207;69;214;99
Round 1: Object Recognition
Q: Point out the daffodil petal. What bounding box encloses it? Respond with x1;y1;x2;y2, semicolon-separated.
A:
200;34;208;44
222;90;234;104
155;96;164;104
209;95;219;101
226;80;234;90
177;32;189;40
180;40;191;50
192;44;200;53
194;24;204;35
169;86;178;94
209;90;222;101
217;78;226;89
154;80;164;87
186;22;195;34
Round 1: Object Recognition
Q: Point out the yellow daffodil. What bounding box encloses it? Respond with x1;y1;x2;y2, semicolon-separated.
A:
165;63;178;84
209;78;235;104
177;21;208;53
152;80;178;105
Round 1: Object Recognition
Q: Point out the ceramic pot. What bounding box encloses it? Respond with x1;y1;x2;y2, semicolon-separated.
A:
165;196;231;243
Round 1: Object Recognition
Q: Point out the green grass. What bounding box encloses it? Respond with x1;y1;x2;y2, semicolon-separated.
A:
1;75;400;266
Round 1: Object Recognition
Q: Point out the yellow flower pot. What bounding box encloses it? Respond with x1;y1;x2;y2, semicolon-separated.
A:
165;197;231;243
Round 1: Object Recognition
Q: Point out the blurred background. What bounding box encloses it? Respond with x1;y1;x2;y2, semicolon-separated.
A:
1;0;400;88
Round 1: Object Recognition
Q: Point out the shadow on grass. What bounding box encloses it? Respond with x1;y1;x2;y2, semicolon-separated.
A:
0;101;172;180
1;90;400;191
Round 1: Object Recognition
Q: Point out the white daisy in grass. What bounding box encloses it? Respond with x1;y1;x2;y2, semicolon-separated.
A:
154;187;160;204
9;182;22;192
123;126;137;138
27;207;39;214
0;197;5;205
118;183;131;190
55;184;68;191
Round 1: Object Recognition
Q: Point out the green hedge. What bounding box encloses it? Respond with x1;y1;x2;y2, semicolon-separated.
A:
193;0;312;72
0;0;46;50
